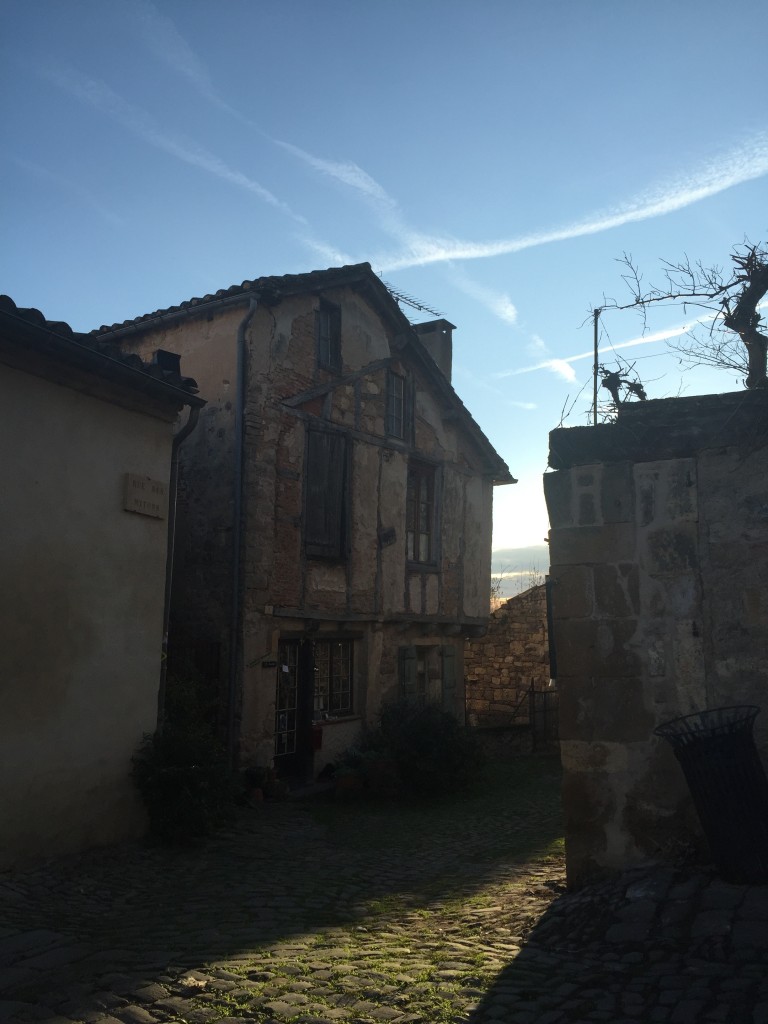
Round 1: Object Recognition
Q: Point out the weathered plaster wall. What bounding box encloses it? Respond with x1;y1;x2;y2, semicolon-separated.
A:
546;391;768;887
0;364;174;868
465;584;550;727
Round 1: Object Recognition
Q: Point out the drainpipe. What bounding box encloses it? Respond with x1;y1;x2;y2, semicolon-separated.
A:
227;296;261;768
158;402;202;726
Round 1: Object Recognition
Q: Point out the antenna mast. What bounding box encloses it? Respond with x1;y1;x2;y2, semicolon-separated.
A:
381;279;444;319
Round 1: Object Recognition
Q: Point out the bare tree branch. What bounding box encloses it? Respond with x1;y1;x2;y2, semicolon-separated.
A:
600;241;768;389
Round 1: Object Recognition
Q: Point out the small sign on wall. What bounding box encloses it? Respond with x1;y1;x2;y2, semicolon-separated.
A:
123;473;168;519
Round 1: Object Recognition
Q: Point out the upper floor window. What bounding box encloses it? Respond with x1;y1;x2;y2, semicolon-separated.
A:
386;369;412;440
316;300;341;372
406;462;436;564
304;428;348;560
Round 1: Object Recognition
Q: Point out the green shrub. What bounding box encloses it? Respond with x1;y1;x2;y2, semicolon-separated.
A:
338;699;484;798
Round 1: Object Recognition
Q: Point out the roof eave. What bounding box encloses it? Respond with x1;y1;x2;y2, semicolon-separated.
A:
0;304;204;409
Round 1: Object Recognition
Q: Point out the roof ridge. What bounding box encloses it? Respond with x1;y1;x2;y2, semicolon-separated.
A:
90;262;376;337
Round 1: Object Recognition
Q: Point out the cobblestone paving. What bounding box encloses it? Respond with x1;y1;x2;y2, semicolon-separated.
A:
2;758;768;1023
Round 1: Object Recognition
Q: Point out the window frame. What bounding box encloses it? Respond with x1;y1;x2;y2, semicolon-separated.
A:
398;645;456;710
275;640;300;757
386;368;413;440
304;428;349;560
406;461;437;566
316;299;342;372
313;639;354;719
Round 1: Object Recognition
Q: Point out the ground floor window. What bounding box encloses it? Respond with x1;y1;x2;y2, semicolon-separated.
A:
275;638;355;760
314;639;353;717
398;644;457;711
275;641;300;756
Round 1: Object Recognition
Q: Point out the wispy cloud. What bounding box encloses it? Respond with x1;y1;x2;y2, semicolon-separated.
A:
297;234;354;267
127;0;261;130
41;65;305;223
499;316;718;379
455;359;536;410
444;265;518;326
275;141;397;209
507;298;768;381
277;143;522;326
275;128;768;330
527;334;548;354
15;157;125;228
131;0;217;102
105;2;768;326
541;359;579;382
373;132;768;272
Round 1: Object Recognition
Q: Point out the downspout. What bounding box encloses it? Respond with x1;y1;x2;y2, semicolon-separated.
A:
227;296;261;768
158;402;202;725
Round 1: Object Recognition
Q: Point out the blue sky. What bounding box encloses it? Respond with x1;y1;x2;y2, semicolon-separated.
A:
3;0;767;576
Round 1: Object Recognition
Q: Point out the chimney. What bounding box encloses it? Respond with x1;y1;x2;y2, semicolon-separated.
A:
413;319;455;382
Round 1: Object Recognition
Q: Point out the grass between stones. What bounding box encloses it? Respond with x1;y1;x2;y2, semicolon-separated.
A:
175;755;564;1023
4;755;563;1024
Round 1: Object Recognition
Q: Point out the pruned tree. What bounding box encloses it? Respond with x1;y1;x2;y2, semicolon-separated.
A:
599;363;647;408
605;241;768;389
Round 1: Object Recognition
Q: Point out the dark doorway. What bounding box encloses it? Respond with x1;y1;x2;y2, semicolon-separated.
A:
274;639;314;782
274;637;356;783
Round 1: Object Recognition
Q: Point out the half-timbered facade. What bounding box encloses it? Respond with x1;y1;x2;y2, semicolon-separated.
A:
94;264;514;779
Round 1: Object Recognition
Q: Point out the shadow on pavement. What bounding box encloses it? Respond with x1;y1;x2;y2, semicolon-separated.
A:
1;757;564;1013
467;862;768;1023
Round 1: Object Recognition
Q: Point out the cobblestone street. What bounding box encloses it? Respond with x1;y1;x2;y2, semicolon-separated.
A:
3;756;768;1023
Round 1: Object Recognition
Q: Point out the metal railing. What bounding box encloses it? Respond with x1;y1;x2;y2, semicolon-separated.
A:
500;679;559;751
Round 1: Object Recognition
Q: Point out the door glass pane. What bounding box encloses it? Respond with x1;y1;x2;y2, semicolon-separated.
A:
275;642;299;755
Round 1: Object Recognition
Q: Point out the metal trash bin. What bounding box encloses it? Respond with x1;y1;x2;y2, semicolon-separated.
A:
655;705;768;884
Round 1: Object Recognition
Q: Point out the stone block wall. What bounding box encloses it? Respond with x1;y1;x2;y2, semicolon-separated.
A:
547;390;768;887
465;584;550;727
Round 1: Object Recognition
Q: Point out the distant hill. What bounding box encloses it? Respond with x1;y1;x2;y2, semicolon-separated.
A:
491;544;550;599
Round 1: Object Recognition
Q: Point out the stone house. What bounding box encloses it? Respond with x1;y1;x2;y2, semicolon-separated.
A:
0;295;203;869
464;583;551;730
93;263;514;780
545;390;768;887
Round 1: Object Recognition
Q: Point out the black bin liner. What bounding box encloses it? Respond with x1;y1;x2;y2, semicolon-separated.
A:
655;705;768;884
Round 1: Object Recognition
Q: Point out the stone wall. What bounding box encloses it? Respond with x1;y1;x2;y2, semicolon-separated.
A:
465;584;550;728
546;390;768;887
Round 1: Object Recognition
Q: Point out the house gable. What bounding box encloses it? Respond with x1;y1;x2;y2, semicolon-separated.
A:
91;264;512;485
89;263;514;773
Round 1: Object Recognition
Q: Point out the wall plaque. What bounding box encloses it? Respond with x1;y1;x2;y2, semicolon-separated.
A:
123;473;168;519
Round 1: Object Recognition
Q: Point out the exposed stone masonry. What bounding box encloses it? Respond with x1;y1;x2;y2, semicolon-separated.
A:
546;389;768;887
464;584;550;728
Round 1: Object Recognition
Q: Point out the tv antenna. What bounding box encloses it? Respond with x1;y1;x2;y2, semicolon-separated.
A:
382;279;443;319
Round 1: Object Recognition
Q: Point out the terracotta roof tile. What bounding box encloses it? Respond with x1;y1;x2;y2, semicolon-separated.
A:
0;294;202;405
91;263;375;336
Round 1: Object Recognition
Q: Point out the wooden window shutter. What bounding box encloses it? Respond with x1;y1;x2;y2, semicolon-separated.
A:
440;644;457;713
316;301;342;372
329;304;342;370
398;646;418;701
406;376;415;444
305;430;347;558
